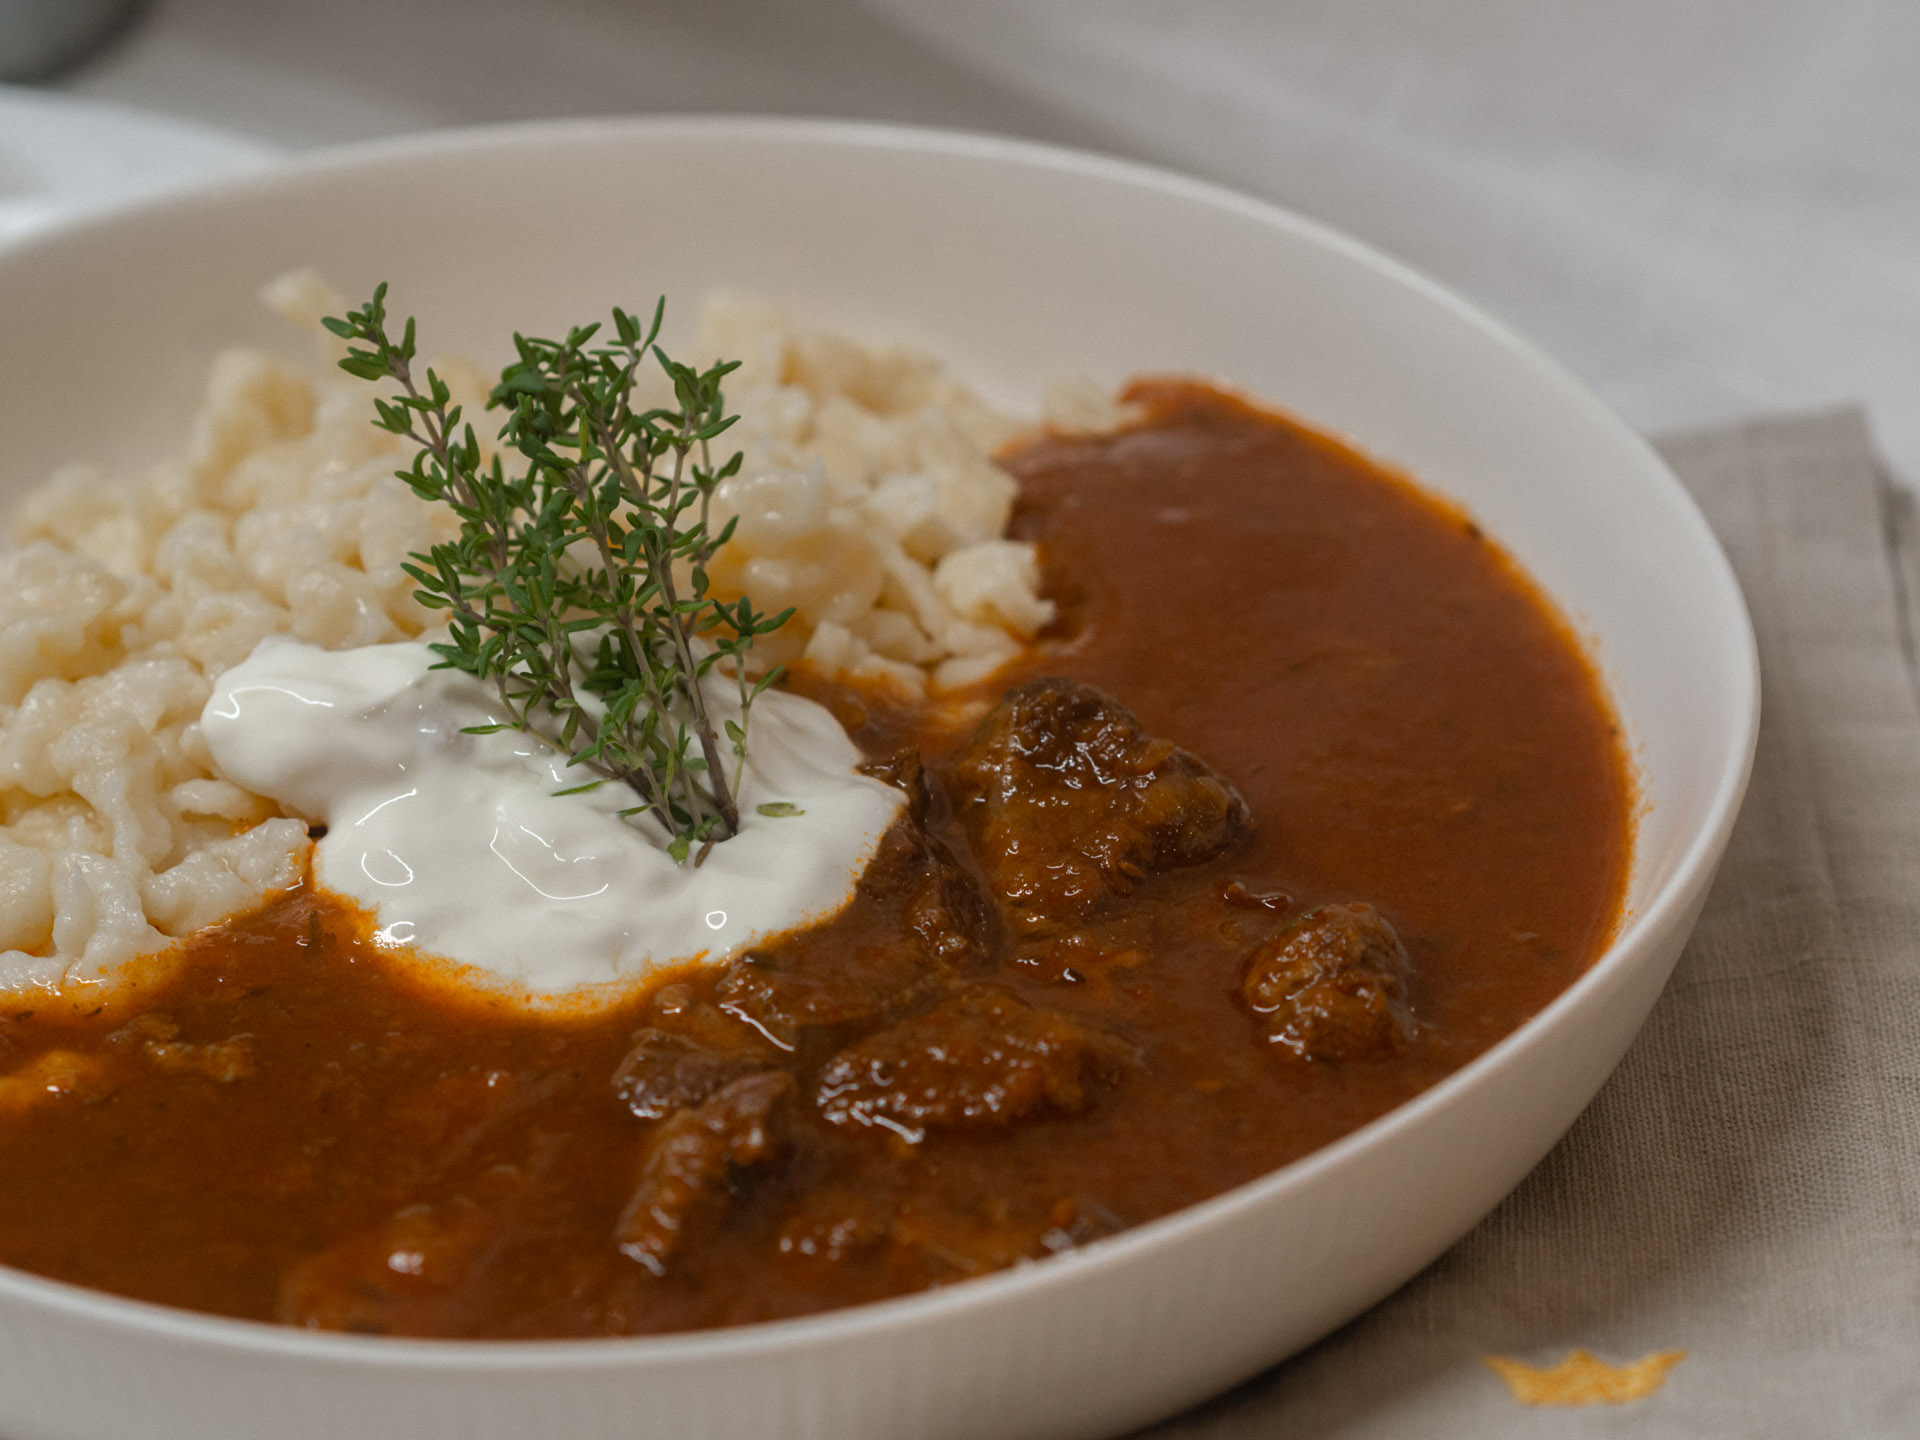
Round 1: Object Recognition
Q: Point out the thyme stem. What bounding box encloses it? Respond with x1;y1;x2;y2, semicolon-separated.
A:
324;285;791;864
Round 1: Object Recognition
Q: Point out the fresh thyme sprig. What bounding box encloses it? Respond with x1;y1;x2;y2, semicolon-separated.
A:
324;285;793;864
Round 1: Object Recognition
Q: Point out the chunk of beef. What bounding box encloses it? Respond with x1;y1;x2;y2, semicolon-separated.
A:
273;1069;575;1326
773;1185;897;1267
858;747;933;822
884;1192;1123;1276
615;1070;795;1276
276;1157;546;1333
612;1027;777;1121
859;749;991;966
278;1194;495;1332
713;792;989;1048
950;679;1247;933
613;985;778;1120
900;847;990;966
714;947;912;1051
775;1184;1124;1284
1242;902;1413;1062
814;985;1137;1141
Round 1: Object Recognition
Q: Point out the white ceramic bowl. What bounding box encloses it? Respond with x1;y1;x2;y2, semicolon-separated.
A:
0;117;1757;1440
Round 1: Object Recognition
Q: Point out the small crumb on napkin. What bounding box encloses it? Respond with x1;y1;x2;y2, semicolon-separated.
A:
1483;1349;1686;1406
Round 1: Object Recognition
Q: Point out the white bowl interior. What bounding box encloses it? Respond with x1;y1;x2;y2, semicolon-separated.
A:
0;119;1756;1440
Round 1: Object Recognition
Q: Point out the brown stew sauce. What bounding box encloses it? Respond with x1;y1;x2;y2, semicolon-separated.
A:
0;381;1632;1337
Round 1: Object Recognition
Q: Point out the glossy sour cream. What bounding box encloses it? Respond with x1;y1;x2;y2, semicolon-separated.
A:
201;639;903;999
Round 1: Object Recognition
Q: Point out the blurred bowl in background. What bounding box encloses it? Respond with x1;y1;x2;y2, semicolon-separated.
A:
0;0;141;81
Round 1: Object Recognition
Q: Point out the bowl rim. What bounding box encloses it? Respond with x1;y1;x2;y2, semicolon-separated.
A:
0;111;1761;1368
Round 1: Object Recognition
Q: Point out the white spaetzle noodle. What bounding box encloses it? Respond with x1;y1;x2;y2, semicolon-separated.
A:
0;276;1052;994
699;296;1054;695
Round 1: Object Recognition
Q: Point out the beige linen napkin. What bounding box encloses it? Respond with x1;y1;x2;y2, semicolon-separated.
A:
1141;409;1920;1438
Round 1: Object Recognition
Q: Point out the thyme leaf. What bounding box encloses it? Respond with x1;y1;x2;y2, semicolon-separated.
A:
324;285;793;863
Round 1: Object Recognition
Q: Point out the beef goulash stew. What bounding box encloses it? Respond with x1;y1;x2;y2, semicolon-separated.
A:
0;378;1631;1337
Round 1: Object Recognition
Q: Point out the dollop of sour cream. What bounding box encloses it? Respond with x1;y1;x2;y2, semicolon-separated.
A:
201;639;903;1000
